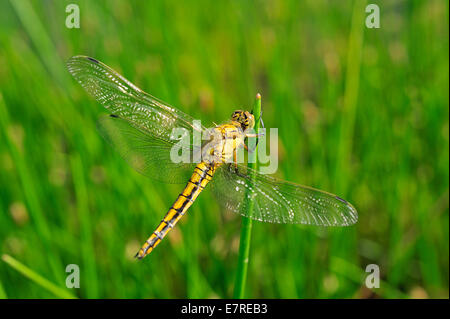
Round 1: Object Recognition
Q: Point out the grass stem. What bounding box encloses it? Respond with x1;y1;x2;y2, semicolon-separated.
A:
1;254;77;299
233;93;262;298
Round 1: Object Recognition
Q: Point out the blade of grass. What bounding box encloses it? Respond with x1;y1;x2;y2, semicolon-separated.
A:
330;257;410;299
0;92;64;284
9;0;68;85
1;254;77;299
70;153;99;298
233;93;262;298
335;0;366;194
0;278;7;299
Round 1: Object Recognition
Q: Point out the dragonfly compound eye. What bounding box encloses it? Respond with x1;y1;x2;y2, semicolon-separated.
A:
231;110;243;122
243;111;255;129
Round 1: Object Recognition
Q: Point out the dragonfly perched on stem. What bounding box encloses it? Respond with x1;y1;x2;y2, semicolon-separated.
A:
67;56;358;260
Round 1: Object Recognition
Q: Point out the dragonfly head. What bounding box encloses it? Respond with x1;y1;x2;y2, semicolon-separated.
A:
231;110;255;131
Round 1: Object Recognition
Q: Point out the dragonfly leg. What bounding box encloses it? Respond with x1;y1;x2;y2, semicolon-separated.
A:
243;143;254;154
245;141;259;153
227;163;248;178
233;148;238;171
245;132;265;138
245;130;264;151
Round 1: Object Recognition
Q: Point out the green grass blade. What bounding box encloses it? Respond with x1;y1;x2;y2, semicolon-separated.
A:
2;254;77;299
331;257;410;299
233;93;262;298
0;92;65;284
335;0;367;194
70;154;99;298
9;0;67;85
0;278;7;299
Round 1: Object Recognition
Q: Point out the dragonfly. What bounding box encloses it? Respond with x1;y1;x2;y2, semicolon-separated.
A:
67;56;358;260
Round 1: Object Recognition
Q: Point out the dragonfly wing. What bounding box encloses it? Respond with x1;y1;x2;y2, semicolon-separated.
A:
211;164;358;226
97;114;197;184
67;55;210;141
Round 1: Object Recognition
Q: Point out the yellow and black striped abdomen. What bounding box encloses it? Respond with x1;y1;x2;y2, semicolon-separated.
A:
136;162;216;259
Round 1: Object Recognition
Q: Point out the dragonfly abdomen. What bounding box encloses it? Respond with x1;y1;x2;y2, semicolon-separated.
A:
136;162;216;259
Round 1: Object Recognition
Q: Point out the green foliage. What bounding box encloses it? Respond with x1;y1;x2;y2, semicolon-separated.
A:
0;0;448;298
1;254;76;299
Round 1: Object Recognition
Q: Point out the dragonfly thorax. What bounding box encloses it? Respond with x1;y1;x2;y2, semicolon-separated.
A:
201;124;246;165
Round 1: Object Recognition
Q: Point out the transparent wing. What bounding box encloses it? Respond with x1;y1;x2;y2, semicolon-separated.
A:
211;164;358;226
97;114;198;184
67;55;210;141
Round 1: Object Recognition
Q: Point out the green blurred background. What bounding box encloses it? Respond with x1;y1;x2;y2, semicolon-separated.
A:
0;0;448;298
